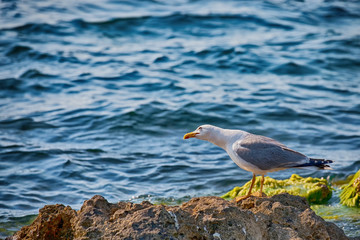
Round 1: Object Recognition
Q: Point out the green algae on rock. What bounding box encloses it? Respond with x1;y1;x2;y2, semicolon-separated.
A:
222;174;332;204
340;170;360;207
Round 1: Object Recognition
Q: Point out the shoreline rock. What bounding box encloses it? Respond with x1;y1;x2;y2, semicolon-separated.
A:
7;193;350;240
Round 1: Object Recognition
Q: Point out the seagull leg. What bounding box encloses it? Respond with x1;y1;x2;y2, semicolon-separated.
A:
253;174;267;197
236;173;256;202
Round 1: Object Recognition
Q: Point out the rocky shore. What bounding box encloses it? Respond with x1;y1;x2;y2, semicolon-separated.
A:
7;193;353;240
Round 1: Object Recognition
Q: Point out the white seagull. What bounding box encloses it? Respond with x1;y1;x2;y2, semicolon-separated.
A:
183;124;333;201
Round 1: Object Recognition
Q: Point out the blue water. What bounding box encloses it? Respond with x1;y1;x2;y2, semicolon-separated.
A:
1;0;360;237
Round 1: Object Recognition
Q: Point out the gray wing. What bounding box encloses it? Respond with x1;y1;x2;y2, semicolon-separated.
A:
233;134;308;171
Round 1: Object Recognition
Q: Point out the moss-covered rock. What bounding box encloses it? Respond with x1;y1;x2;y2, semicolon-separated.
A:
222;174;332;204
340;170;360;207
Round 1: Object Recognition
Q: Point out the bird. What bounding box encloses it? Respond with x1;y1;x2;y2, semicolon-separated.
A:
183;124;333;202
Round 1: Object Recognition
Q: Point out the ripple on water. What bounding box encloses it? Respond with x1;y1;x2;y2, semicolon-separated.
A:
270;62;319;75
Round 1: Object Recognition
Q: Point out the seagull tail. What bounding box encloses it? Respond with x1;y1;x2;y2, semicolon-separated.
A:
295;158;334;170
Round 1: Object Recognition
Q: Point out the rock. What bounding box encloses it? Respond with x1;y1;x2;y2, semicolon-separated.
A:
222;174;332;204
238;194;347;240
7;193;349;240
340;170;360;207
8;204;76;240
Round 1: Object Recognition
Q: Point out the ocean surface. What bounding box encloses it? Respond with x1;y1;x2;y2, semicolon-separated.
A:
1;0;360;238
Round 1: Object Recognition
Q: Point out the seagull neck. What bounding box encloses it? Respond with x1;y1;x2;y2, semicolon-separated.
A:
207;129;235;150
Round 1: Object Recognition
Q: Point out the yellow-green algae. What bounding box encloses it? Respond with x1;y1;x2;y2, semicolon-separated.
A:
222;174;332;204
340;170;360;207
312;201;360;221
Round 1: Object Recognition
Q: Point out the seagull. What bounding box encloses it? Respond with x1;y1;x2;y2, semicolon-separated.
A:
183;124;333;202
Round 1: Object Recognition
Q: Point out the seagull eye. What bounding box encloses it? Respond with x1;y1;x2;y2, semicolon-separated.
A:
198;127;202;130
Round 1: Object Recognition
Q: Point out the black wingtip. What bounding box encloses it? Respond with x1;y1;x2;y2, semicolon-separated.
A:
310;158;334;164
295;158;334;169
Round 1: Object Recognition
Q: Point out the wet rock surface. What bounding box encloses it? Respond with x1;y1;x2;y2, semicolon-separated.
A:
7;193;349;240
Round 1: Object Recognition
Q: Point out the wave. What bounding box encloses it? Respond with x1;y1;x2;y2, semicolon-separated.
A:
270;62;318;75
0;118;55;131
69;12;294;31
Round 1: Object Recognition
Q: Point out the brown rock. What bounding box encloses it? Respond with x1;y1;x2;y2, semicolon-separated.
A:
7;193;349;240
9;204;76;240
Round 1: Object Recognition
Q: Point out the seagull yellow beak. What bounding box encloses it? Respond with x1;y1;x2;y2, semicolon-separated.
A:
183;132;198;139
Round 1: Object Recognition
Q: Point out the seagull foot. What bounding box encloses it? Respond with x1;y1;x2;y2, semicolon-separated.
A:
235;195;251;202
252;191;267;197
235;192;267;202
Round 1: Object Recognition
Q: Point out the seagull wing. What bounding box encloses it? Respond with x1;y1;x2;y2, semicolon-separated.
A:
233;134;308;171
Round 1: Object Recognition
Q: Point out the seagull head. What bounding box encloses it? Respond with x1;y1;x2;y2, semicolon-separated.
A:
183;124;215;141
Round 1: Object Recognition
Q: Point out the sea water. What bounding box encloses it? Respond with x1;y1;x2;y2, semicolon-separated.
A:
0;0;360;237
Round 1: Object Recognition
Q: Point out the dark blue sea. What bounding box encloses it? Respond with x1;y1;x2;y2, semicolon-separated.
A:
1;0;360;237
